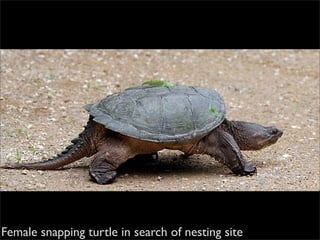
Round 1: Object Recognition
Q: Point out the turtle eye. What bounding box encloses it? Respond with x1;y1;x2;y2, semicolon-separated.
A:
269;127;283;136
265;127;277;135
271;128;278;134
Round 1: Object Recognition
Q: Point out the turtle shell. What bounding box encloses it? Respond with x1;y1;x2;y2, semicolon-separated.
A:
84;85;226;143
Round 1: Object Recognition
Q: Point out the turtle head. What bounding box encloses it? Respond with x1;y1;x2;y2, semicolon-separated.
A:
227;120;283;150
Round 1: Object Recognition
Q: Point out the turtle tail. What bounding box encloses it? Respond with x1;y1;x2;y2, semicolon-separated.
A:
3;117;99;170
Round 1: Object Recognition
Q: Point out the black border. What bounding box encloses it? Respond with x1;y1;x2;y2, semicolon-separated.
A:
1;0;319;48
1;192;319;239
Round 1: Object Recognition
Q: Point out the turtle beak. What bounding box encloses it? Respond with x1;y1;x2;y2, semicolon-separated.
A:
266;126;283;144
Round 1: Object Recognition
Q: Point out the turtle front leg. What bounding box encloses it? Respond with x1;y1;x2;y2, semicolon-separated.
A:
131;152;159;162
89;152;118;184
199;128;256;175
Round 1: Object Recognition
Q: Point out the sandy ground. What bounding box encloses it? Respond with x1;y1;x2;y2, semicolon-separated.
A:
0;49;319;191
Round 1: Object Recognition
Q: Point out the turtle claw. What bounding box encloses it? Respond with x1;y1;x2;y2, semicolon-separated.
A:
240;162;257;176
134;153;158;162
241;168;257;176
89;170;117;184
231;162;256;176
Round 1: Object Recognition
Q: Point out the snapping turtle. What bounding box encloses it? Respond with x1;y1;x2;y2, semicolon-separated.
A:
3;85;283;184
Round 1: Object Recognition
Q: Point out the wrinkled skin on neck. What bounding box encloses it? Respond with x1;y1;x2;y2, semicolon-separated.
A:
221;119;283;151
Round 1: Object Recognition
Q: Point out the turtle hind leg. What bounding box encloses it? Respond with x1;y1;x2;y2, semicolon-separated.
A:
89;152;118;184
198;128;256;175
88;135;138;184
